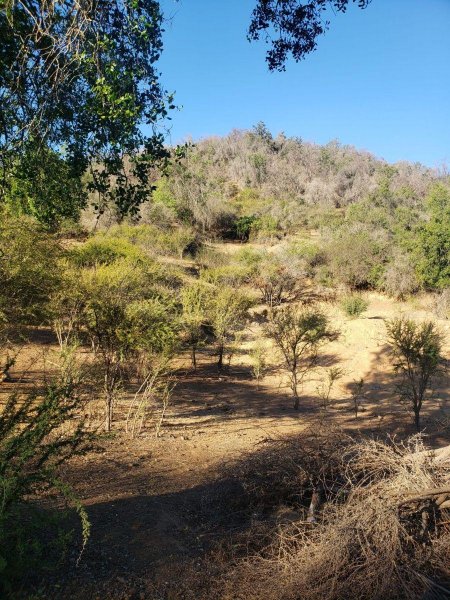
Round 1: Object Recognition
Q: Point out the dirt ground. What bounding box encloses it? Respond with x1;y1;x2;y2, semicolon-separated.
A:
4;289;450;599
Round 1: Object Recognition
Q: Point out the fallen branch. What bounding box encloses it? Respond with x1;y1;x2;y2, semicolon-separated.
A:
398;486;450;506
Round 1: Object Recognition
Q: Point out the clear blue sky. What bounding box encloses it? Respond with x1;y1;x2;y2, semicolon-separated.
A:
158;0;450;167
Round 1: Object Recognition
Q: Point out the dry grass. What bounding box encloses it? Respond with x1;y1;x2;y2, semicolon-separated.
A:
216;431;450;600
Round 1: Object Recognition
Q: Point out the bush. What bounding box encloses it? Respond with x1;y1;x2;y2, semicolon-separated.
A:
433;287;450;319
328;226;388;289
382;251;420;299
0;383;90;593
340;294;368;318
251;214;280;241
200;264;254;286
235;247;265;269
71;236;147;267
0;214;62;345
111;223;198;258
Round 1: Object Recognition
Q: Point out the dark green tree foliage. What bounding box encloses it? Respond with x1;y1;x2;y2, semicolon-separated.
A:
248;0;372;71
0;383;90;591
0;0;173;222
6;140;85;227
416;184;450;289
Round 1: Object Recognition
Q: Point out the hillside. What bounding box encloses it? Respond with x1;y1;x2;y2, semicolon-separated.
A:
1;128;449;599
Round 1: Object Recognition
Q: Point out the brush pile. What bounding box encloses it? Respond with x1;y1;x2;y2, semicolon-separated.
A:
221;431;450;600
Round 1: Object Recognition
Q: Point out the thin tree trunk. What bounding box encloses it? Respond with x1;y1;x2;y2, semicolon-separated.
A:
192;345;197;370
292;371;300;409
105;394;112;432
218;343;224;370
414;407;421;431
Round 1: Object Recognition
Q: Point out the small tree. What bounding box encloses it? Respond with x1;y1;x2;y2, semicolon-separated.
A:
316;366;344;410
348;377;365;419
56;253;178;432
250;340;268;389
208;286;252;370
252;254;297;307
181;282;211;369
386;318;444;431
267;305;337;409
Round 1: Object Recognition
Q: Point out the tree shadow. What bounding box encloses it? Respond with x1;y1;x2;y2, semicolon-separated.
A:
332;344;450;444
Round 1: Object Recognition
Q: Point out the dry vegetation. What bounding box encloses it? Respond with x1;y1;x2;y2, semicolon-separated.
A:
218;432;450;600
1;128;450;599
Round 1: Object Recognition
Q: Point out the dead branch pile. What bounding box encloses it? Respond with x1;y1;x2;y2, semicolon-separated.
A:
220;432;450;600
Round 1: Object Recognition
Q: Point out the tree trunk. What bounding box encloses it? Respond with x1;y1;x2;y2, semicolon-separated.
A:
191;345;197;370
307;488;321;523
105;394;112;432
217;343;224;370
292;369;299;409
414;407;421;431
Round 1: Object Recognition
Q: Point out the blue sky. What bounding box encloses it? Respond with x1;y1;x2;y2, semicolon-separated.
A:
158;0;450;167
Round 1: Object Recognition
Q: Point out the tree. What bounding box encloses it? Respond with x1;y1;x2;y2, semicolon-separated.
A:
267;305;337;409
55;236;179;431
248;0;372;71
208;286;252;370
386;318;444;431
5;141;85;228
416;184;450;289
181;282;210;369
250;340;268;389
0;0;173;221
81;268;177;432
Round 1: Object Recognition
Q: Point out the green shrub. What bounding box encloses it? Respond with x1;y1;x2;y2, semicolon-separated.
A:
71;236;146;267
0;214;62;344
200;264;253;286
104;223;197;259
234;215;258;241
340;294;369;318
251;214;280;240
0;383;90;593
235;247;265;269
328;226;388;289
286;240;327;277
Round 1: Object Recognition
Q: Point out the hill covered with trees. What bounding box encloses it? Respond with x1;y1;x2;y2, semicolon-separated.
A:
85;124;449;297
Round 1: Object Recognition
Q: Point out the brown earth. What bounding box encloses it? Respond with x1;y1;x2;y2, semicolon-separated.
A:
3;287;450;599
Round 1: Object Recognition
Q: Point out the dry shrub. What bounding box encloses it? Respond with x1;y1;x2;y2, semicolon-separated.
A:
219;432;450;600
